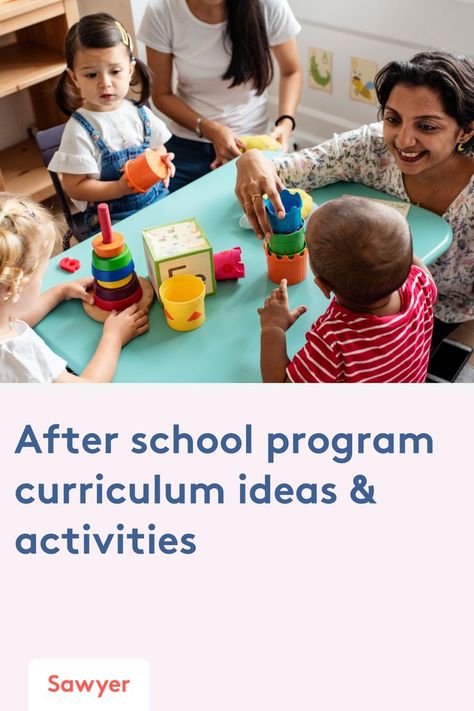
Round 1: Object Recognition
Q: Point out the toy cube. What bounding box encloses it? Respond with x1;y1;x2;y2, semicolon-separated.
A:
142;218;216;297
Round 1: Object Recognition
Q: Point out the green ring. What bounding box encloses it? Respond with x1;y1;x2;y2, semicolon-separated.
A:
92;244;131;272
268;224;306;255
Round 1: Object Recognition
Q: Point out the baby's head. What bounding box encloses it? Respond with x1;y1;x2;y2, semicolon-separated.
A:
0;193;59;304
306;196;412;306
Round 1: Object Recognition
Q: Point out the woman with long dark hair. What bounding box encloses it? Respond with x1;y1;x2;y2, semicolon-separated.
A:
139;0;302;190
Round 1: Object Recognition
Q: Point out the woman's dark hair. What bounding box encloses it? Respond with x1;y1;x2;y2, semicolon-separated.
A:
374;50;474;154
222;0;273;95
55;13;150;115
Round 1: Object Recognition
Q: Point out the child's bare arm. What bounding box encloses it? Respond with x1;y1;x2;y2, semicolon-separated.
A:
413;254;432;277
62;173;135;202
20;278;94;327
260;326;290;382
258;279;306;383
54;304;148;383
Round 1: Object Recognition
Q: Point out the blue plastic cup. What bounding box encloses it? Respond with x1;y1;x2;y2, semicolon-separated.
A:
265;189;303;234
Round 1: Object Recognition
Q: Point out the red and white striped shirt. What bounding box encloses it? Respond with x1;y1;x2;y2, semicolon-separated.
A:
287;266;437;383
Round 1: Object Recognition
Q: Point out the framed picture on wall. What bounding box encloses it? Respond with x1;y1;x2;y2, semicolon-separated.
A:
350;57;378;105
308;47;333;94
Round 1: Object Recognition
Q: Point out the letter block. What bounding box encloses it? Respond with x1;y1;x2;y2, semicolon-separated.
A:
142;218;216;297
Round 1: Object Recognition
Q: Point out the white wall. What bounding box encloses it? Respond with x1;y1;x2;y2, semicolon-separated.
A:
267;0;474;147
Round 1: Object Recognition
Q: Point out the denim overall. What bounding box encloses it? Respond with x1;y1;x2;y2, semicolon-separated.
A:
72;106;169;230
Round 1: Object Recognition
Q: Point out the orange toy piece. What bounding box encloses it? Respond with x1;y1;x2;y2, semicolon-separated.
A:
264;241;308;286
92;232;125;258
123;149;168;193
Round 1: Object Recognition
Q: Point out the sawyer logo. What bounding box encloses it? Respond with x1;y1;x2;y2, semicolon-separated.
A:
29;659;149;710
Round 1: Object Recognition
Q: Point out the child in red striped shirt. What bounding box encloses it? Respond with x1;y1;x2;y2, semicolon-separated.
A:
258;196;436;383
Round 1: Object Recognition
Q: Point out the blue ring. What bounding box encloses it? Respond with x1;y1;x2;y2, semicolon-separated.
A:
91;259;135;281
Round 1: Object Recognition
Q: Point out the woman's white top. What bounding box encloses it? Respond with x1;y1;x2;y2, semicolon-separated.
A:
0;320;67;383
138;0;301;140
48;101;171;210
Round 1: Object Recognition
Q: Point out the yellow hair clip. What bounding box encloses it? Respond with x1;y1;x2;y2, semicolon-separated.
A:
115;20;133;52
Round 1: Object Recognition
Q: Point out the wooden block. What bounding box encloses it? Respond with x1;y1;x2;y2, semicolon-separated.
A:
142;218;216;298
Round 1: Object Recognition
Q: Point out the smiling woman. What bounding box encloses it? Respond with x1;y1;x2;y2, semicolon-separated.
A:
235;50;474;352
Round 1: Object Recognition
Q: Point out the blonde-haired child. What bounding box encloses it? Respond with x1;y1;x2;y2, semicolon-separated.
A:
0;192;148;383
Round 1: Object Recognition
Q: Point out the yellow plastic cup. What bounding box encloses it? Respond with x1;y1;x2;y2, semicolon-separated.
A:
159;274;206;332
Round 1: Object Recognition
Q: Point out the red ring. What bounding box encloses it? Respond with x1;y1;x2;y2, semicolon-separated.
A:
93;284;143;311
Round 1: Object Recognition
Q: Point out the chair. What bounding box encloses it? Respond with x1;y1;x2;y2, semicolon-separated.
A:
35;124;90;250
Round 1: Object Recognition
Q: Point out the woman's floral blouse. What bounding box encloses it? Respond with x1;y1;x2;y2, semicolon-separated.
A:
275;122;474;323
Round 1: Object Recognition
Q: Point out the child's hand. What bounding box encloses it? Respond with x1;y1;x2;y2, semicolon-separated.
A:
258;279;306;332
155;146;176;189
103;304;149;345
162;152;175;189
62;277;95;305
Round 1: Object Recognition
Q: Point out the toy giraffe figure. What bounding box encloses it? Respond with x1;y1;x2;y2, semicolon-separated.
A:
83;203;154;322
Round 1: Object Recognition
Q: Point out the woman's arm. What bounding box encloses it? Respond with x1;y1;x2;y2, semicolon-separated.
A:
237;125;382;237
146;47;245;167
270;37;302;152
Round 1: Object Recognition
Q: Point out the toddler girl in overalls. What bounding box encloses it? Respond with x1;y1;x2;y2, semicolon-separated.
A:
50;13;174;232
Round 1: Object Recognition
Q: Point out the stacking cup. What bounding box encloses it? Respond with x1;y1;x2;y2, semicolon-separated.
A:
159;274;206;332
123;149;168;193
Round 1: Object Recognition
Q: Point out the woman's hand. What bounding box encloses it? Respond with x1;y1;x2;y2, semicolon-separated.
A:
270;118;294;153
235;149;285;239
201;120;246;168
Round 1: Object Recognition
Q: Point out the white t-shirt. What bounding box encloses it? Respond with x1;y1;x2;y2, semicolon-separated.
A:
138;0;301;140
48;101;171;210
0;320;67;383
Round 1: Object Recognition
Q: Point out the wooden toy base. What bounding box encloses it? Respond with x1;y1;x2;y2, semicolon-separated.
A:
83;276;154;323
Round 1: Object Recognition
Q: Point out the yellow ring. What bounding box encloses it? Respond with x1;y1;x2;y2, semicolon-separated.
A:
251;193;262;202
96;273;133;289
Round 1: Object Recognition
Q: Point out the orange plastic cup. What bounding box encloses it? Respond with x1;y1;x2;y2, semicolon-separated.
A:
264;241;308;285
123;149;168;193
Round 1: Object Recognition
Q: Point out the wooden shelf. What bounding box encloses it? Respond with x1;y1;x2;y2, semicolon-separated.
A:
0;0;78;201
0;0;65;35
0;137;55;201
0;42;65;97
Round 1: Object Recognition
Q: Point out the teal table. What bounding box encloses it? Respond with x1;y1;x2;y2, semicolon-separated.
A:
38;163;452;382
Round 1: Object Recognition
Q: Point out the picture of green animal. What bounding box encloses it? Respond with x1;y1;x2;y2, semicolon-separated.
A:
309;55;331;87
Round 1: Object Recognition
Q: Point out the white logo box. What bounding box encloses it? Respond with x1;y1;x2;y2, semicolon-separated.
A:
29;659;149;710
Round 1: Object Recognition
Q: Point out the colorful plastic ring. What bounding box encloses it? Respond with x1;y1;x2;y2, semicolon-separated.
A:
94;273;139;301
92;244;130;272
92;259;135;282
96;273;133;289
93;284;143;312
92;232;125;258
